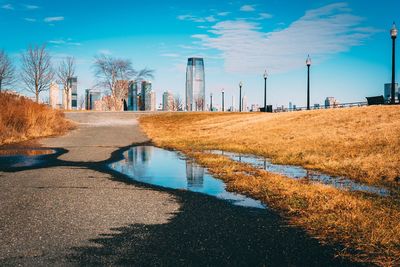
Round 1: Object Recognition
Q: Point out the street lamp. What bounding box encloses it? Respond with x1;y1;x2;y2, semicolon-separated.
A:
263;70;268;112
306;55;311;110
239;81;243;112
221;89;225;111
210;93;213;111
391;22;397;104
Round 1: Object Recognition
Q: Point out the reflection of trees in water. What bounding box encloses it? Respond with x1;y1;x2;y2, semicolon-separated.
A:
186;161;204;189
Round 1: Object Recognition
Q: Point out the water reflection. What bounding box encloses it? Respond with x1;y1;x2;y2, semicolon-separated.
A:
109;146;265;209
210;150;390;196
0;148;56;168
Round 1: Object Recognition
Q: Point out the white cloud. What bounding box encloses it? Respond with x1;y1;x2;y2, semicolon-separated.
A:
24;4;39;10
240;5;255;12
49;39;81;46
49;40;66;45
217;12;230;17
161;53;180;57
258;13;273;19
98;49;112;55
192;3;375;74
24;18;36;22
1;4;14;10
178;14;217;23
44;16;64;22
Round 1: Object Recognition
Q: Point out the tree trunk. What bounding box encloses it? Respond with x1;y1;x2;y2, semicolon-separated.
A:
0;79;2;93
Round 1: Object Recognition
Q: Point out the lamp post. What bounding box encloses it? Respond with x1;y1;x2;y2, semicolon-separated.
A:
210;93;213;111
239;81;243;112
306;55;311;110
221;89;225;111
263;70;268;112
391;22;397;104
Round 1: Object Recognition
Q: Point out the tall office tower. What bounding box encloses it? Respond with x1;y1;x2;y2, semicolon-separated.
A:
145;91;156;111
185;57;205;111
162;91;174;111
49;82;59;109
67;77;78;110
384;83;399;102
140;81;152;111
128;81;138;111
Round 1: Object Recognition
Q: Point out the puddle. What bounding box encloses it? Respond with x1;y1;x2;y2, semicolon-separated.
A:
0;148;56;168
109;146;265;209
208;150;390;197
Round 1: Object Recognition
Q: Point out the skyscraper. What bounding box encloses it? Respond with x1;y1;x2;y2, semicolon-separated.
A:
384;83;399;102
140;81;152;111
185;57;205;111
128;81;138;111
145;91;156;111
162;90;174;111
85;89;101;110
67;77;78;110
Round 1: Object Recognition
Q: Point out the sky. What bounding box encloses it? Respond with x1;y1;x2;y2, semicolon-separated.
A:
1;0;399;108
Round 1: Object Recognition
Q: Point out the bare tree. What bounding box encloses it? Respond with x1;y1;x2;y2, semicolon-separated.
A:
93;54;154;110
57;57;75;110
21;44;54;102
0;50;16;92
173;94;183;111
195;97;205;111
78;94;85;110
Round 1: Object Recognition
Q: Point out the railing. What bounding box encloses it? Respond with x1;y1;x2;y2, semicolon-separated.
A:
273;101;369;113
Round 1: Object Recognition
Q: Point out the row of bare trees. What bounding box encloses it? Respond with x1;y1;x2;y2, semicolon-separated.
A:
92;54;154;110
0;45;75;105
1;45;153;110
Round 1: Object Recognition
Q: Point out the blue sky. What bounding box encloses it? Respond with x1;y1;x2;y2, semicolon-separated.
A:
1;0;399;108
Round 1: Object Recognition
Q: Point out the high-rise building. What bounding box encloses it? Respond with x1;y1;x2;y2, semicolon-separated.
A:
128;81;138;111
85;89;101;110
185;57;205;111
384;83;399;102
162;91;174;111
67;77;78;110
140;81;152;111
49;82;59;109
145;91;156;111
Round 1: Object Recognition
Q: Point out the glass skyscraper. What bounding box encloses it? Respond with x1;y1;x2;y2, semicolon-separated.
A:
186;57;205;111
67;77;78;110
128;81;138;111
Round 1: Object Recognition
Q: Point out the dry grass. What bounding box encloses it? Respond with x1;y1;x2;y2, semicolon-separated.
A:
140;107;400;186
0;92;74;145
139;107;400;265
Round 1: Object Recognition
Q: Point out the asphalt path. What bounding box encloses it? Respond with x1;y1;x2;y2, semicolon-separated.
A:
0;112;360;266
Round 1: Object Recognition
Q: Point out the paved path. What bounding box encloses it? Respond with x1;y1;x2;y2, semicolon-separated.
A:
0;112;358;266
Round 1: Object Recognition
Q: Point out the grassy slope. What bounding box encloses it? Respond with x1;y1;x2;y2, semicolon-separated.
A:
140;106;400;186
0;92;74;145
139;107;400;265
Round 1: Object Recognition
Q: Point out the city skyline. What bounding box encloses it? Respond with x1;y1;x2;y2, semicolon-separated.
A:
1;0;399;107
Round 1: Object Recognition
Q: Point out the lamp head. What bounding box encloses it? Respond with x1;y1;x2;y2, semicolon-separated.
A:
263;70;268;79
306;55;312;66
239;81;243;87
391;22;398;38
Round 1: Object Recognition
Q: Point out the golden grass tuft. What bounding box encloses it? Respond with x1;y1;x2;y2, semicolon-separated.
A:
0;92;74;145
139;107;400;265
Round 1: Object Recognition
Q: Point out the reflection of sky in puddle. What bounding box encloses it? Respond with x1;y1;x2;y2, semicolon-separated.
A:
0;149;56;168
109;146;265;209
209;150;390;197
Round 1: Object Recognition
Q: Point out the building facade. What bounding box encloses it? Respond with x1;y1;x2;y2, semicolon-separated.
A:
140;81;152;111
185;57;205;111
128;81;138;111
49;82;59;109
384;83;399;102
325;97;338;108
145;91;156;111
67;77;78;110
162;91;174;111
85;89;101;110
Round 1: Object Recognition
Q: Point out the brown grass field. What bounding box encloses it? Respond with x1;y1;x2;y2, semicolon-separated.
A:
0;92;74;145
139;106;400;265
